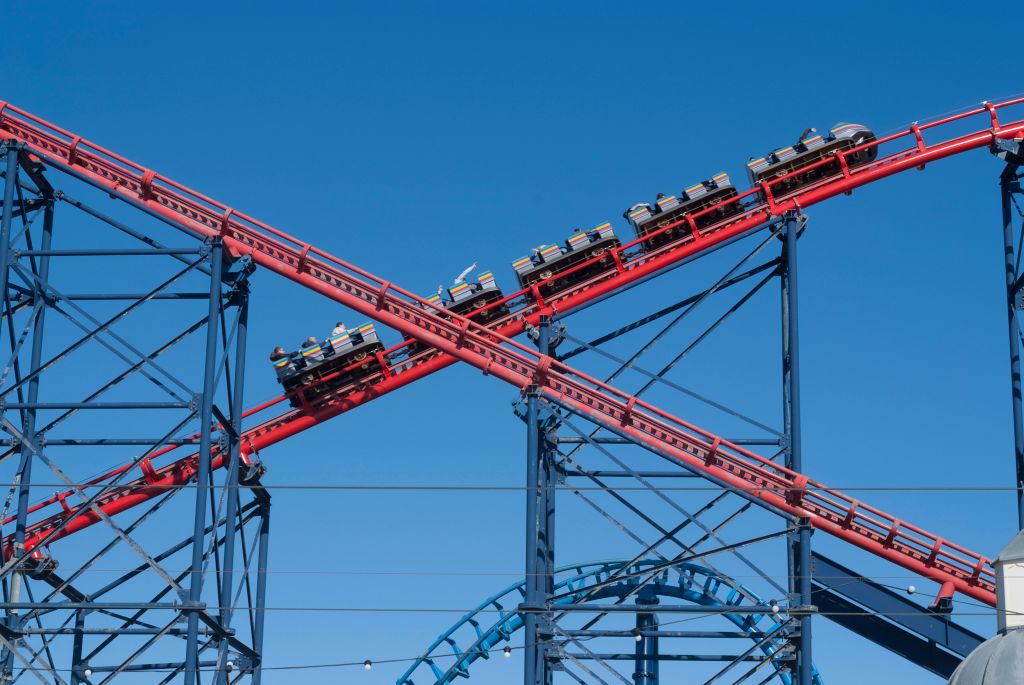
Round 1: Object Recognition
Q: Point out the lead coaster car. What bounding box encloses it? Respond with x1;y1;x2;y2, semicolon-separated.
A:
746;122;878;198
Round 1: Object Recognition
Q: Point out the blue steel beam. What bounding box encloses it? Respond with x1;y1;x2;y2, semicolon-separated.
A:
17;248;202;257
69;611;85;685
250;500;271;685
0;439;202;446
540;320;558;682
0;142;28;677
184;238;224;685
551;605;785;616
809;552;982;677
85;660;219;673
811;592;961;678
999;159;1024;529
558;468;700;479
1;167;51;678
0;144;20;314
564;630;775;639
0;602;205;611
557;437;780;446
780;211;813;685
61;293;210;300
3;403;190;409
567;653;770;662
633;594;658;685
522;314;555;685
215;283;249;685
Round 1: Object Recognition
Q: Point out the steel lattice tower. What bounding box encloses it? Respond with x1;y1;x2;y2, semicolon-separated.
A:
0;142;270;683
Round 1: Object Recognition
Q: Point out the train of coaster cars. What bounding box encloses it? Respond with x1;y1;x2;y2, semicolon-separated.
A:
273;122;878;407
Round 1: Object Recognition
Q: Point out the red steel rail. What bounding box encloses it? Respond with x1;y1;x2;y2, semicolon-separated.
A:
3;99;1023;605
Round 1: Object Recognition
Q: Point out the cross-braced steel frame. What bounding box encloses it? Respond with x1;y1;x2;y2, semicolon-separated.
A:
513;212;816;685
505;140;1024;681
0;142;270;683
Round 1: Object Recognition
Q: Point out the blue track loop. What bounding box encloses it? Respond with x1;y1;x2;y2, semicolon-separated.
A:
397;559;822;684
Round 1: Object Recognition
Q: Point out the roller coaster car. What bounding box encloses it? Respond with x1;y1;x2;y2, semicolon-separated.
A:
511;222;620;297
402;271;510;359
746;123;878;198
625;172;742;251
274;323;384;408
431;271;509;325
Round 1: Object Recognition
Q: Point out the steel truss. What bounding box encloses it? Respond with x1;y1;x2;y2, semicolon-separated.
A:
500;215;818;684
0;142;270;683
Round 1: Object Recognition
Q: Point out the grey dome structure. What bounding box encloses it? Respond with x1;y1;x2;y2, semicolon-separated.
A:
947;627;1024;684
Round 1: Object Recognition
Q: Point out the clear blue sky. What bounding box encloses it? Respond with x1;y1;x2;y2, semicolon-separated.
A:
4;2;1023;683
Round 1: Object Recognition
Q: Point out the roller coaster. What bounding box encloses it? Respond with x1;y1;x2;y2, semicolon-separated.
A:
396;560;822;685
0;96;1021;683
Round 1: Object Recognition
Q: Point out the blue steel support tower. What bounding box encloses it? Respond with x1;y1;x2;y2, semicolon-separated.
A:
507;221;815;683
0;141;270;683
523;314;558;685
781;211;813;685
994;137;1024;530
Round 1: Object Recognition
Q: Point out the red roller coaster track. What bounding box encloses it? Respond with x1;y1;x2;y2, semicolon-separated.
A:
2;98;1022;607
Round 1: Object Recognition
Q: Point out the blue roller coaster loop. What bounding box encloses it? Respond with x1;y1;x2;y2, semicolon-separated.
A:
396;559;822;684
